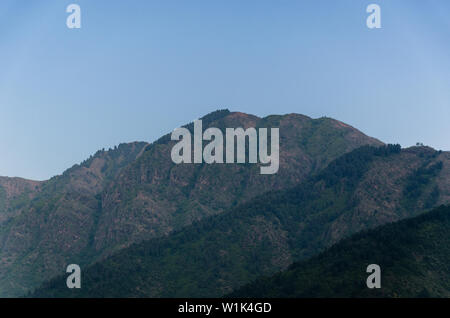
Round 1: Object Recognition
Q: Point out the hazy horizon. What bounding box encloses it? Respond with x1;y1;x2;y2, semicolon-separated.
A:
1;0;449;180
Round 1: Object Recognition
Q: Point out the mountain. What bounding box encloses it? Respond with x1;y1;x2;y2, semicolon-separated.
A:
31;144;450;297
0;110;383;297
93;110;384;255
230;205;450;298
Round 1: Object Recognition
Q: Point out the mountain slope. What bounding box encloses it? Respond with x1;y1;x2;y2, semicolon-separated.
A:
230;205;450;298
0;142;148;297
31;145;450;297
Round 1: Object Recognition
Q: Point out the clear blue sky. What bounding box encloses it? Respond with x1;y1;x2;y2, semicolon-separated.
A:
0;0;449;180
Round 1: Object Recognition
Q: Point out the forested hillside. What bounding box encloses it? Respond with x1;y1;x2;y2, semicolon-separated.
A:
231;205;450;298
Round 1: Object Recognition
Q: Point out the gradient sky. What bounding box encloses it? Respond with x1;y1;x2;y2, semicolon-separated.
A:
0;0;449;180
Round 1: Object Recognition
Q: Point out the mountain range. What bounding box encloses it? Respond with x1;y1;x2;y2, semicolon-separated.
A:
1;110;449;297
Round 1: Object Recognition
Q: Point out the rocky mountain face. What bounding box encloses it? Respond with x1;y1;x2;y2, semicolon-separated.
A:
0;177;42;225
31;144;450;297
0;142;148;297
0;110;383;297
230;204;450;298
